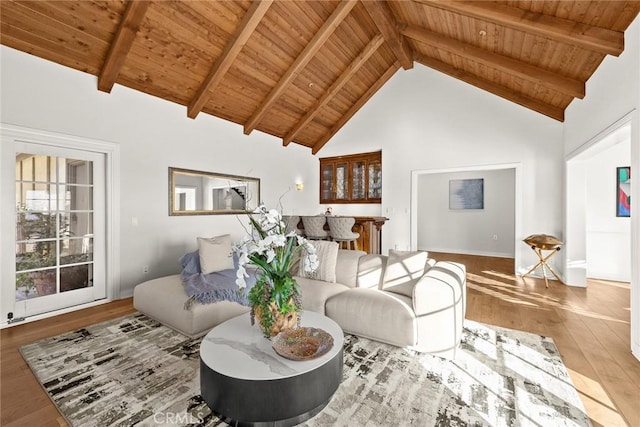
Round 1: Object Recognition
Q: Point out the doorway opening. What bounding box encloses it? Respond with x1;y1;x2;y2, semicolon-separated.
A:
564;111;639;362
410;163;521;274
565;117;632;286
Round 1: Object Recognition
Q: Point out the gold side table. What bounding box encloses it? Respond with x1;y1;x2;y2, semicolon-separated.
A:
522;234;564;288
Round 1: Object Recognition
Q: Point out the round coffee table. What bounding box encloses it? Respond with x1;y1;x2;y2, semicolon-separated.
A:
200;310;344;426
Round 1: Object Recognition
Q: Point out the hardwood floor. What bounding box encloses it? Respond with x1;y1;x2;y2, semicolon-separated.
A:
429;252;639;427
0;299;136;427
1;254;638;426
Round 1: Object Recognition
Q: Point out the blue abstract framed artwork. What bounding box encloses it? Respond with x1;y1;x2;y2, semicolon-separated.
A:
617;166;630;217
449;178;484;210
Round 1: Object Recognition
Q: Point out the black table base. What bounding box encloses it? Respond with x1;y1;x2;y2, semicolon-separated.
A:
200;350;343;426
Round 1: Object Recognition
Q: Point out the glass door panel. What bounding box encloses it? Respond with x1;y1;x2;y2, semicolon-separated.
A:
321;163;334;201
15;152;99;308
351;161;366;200
368;161;382;199
335;162;348;200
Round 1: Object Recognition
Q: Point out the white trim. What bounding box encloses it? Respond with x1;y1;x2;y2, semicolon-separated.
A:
418;247;514;259
587;272;633;283
410;162;522;275
119;288;134;299
0;298;113;329
631;112;640;361
0;131;15;323
105;139;122;300
0;123;121;323
1;124;119;154
566;111;635;160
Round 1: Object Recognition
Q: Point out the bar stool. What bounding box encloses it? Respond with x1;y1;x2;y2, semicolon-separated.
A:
282;215;303;235
327;217;359;250
301;216;330;240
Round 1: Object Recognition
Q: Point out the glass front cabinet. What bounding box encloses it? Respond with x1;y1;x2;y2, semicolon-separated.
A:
319;151;381;204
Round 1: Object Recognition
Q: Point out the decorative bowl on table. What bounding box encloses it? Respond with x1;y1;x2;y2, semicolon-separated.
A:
272;327;334;361
523;234;563;250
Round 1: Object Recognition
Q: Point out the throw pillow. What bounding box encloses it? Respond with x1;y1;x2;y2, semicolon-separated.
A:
197;234;234;274
298;240;339;283
381;250;429;297
288;250;301;275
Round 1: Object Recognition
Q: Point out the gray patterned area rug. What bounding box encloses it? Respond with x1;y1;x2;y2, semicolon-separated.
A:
20;313;591;427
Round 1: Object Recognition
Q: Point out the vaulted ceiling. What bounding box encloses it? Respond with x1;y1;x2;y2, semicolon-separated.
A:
1;1;639;153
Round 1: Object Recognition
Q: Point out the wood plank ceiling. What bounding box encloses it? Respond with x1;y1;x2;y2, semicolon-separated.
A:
1;1;639;153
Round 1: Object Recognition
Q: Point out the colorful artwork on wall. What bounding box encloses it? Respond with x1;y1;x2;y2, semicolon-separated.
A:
616;166;630;217
449;178;484;210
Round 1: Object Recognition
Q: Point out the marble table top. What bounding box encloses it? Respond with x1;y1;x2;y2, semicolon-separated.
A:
200;310;343;381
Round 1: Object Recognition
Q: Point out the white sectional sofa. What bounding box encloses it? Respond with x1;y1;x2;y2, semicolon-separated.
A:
133;249;466;358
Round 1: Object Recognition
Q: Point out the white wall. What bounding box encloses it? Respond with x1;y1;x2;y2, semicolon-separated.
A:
417;169;515;257
0;45;320;296
0;40;568;286
320;63;563;273
586;140;631;281
563;15;639;360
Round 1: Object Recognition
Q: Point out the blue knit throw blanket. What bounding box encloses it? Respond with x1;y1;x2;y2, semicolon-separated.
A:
182;268;257;309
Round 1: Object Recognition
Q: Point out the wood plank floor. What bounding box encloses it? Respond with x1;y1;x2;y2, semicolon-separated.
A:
429;252;639;427
1;253;638;426
0;298;136;427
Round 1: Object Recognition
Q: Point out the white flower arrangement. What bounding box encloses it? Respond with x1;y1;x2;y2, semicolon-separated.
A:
233;205;319;337
233;205;319;289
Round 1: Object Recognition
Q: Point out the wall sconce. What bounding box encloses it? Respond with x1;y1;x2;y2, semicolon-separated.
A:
295;182;304;191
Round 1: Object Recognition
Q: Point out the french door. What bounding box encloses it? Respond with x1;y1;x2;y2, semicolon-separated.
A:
13;142;106;318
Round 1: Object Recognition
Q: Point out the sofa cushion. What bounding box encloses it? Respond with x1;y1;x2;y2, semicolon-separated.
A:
295;276;349;315
381;250;429;297
335;249;366;288
356;254;386;289
133;274;249;337
413;263;465;317
299;240;339;282
411;261;466;356
197;235;234;274
326;288;416;347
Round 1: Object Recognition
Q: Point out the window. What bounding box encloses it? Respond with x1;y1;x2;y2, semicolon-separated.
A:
15;154;95;300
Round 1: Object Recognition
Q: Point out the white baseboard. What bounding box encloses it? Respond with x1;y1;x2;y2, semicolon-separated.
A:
0;298;113;329
119;288;134;298
587;272;631;283
419;247;514;259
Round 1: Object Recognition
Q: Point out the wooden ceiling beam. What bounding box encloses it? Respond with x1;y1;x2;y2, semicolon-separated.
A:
187;0;273;119
414;53;564;122
401;24;585;99
284;34;385;147
98;1;150;93
361;0;413;70
312;61;401;154
243;0;358;135
415;0;624;56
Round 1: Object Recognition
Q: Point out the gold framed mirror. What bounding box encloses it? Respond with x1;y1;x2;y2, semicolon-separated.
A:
169;167;260;215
